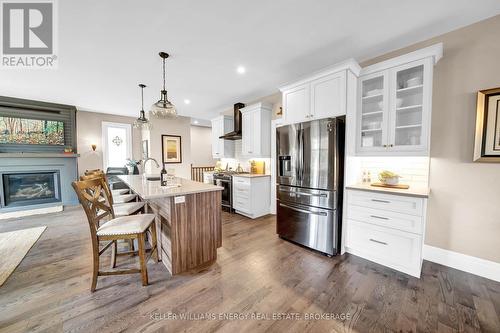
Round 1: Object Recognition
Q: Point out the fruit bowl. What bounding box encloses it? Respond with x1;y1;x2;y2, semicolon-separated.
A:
378;170;400;185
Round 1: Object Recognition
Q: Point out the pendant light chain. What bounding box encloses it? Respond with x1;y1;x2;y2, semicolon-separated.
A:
163;57;166;91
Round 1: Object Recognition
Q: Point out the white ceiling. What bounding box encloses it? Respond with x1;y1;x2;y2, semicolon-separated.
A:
2;0;500;120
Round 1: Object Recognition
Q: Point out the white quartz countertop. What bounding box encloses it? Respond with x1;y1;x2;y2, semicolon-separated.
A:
346;183;430;198
232;174;271;178
118;175;223;200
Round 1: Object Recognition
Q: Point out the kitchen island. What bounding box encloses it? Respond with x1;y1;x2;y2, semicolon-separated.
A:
118;175;223;275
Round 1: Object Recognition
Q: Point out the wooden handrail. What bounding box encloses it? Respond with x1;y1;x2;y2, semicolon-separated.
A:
191;164;215;182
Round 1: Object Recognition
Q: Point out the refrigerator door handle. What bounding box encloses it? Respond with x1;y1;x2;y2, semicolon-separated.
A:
279;188;327;197
278;203;328;216
300;128;305;182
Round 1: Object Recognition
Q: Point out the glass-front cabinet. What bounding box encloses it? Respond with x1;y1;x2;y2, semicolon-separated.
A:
357;58;432;155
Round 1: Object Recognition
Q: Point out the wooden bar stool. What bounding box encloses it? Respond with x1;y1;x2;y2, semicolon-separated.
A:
80;172;145;217
84;169;137;203
72;177;158;292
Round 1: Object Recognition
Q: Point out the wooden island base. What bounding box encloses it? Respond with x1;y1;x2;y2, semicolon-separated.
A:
147;191;222;275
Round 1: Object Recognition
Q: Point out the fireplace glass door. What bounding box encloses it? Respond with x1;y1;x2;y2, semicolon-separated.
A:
2;171;61;207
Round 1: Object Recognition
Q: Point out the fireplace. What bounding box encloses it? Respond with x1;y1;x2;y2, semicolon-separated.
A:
1;171;61;208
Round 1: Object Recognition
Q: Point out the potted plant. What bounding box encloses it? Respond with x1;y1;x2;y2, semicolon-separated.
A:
125;158;141;175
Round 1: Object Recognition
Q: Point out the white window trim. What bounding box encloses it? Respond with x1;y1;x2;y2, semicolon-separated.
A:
101;121;133;171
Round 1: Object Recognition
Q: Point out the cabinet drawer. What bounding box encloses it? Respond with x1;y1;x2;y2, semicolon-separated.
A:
347;190;423;216
233;177;251;186
346;220;422;275
348;205;423;234
233;197;251;213
234;187;250;199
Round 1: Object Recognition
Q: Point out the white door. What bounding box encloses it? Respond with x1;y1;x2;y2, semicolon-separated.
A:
102;122;132;171
357;71;389;153
388;58;431;152
283;84;310;124
311;71;346;119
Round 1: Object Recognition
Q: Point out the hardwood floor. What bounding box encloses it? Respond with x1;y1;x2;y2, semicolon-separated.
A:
0;207;499;333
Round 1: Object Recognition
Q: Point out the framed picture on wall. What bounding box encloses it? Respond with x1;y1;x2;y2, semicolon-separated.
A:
142;140;148;160
161;135;182;164
474;87;500;162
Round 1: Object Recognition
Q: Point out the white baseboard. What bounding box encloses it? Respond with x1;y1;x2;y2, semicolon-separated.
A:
423;245;500;282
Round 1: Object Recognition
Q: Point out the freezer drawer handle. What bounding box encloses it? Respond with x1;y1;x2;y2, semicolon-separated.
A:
280;189;328;197
279;203;327;216
370;215;389;220
371;199;390;204
369;238;388;246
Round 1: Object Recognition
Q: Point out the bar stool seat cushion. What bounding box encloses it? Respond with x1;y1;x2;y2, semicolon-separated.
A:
97;214;155;236
113;202;145;216
113;194;137;203
112;189;129;196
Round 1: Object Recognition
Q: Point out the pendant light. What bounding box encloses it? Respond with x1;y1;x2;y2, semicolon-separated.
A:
150;52;177;118
133;84;152;130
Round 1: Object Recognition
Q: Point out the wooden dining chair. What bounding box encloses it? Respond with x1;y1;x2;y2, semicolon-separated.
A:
84;169;137;203
72;177;158;292
81;171;145;217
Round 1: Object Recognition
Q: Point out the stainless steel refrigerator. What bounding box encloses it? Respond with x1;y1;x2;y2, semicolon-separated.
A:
276;117;344;256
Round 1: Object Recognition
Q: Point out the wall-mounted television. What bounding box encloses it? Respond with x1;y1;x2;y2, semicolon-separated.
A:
0;116;65;145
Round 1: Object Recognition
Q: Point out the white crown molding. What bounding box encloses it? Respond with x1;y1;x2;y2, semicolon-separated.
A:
279;58;361;92
361;43;443;76
423;245;500;282
240;102;273;114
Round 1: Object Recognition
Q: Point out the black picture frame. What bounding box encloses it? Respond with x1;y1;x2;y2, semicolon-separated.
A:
161;135;182;164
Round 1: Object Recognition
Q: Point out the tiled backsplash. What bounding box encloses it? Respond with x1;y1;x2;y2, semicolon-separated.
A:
220;140;271;174
354;156;430;187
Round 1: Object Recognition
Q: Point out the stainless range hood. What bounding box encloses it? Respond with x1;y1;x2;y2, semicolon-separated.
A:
219;102;245;140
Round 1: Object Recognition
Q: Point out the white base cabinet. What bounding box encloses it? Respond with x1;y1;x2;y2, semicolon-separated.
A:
232;176;270;219
345;189;427;277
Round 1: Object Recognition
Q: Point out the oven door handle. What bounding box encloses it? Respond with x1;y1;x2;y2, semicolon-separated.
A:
279;203;327;216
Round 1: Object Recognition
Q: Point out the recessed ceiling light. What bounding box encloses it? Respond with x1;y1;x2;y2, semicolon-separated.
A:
236;66;246;74
184;99;191;104
193;120;199;124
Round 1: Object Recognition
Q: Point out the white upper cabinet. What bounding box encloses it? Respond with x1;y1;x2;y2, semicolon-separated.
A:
211;115;234;158
356;43;443;156
280;59;360;125
311;70;347;119
241;102;272;157
282;84;309;125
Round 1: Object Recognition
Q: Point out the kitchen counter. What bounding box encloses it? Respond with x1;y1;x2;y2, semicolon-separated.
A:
118;175;223;199
118;174;223;275
232;174;271;178
346;183;430;198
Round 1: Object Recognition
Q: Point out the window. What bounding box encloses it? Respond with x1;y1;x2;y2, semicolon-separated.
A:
101;122;132;170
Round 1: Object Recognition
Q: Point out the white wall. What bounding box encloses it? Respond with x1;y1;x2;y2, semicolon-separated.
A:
190;125;217;167
77;110;141;175
142;118;216;178
142;116;192;178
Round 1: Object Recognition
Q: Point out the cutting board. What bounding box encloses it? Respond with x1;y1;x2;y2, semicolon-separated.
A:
370;183;410;189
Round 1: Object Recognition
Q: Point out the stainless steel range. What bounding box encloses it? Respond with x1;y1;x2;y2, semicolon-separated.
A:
213;171;250;212
276;117;344;256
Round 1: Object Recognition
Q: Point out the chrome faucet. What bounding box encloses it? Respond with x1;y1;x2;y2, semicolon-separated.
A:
142;157;160;172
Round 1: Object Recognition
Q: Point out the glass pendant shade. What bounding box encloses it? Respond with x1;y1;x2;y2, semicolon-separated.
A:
133;84;152;130
151;90;177;118
150;52;177;118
